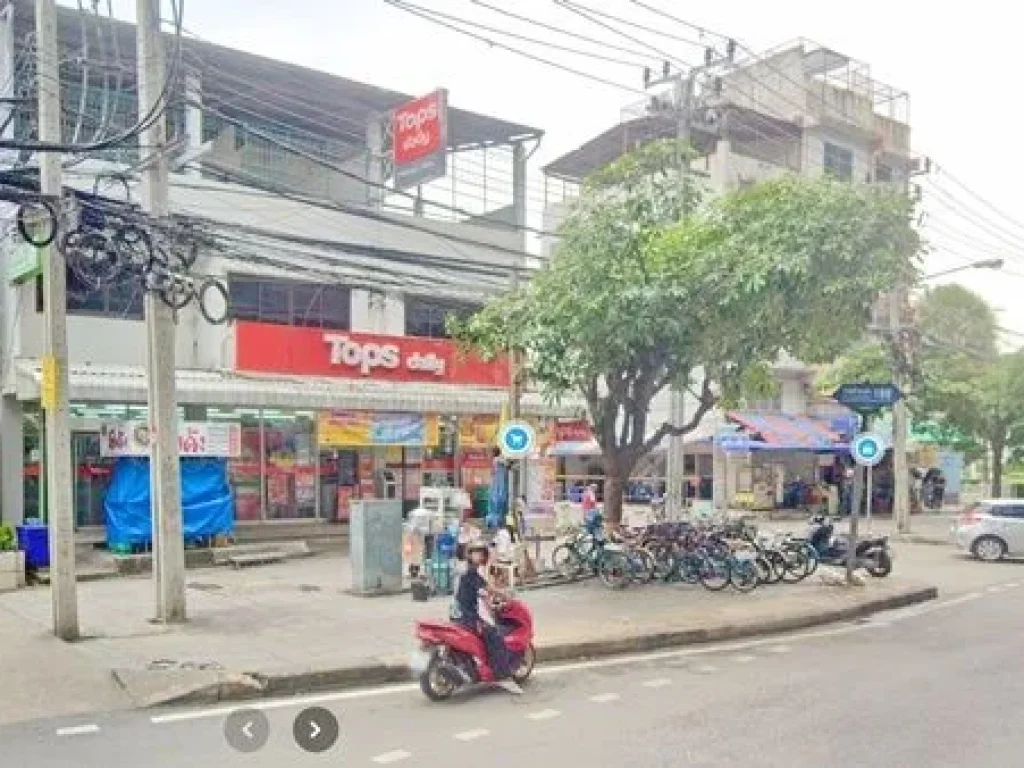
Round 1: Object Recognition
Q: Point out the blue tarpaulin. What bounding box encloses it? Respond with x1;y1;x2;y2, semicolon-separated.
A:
105;457;234;547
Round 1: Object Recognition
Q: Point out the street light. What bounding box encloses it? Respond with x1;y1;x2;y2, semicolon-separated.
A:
921;259;1004;281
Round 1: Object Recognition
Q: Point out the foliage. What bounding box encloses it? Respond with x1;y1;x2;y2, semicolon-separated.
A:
0;525;15;552
454;140;920;521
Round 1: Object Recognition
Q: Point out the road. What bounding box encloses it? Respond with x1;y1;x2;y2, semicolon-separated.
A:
3;574;1022;767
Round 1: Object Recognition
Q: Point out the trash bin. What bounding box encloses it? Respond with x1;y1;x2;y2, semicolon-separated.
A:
16;522;49;569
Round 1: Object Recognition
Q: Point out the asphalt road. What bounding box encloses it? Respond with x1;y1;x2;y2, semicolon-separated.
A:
3;575;1022;767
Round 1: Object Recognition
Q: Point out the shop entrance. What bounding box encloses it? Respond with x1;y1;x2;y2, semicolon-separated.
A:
71;431;111;529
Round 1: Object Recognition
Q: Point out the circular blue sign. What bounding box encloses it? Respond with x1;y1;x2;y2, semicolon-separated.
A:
851;433;885;467
499;421;535;458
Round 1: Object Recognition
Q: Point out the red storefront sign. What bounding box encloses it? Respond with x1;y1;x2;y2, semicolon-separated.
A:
235;322;509;388
555;420;594;443
392;90;445;166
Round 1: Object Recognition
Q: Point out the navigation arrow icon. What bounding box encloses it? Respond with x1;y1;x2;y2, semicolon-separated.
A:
293;706;339;753
310;721;321;740
242;721;255;740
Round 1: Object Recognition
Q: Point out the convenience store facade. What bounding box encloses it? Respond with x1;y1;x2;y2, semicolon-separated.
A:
7;321;577;533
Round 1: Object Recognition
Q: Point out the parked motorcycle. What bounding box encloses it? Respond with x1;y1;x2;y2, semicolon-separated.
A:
412;595;536;701
805;515;893;577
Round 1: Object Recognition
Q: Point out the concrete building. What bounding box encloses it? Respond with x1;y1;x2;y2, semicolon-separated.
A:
539;41;910;509
0;4;576;541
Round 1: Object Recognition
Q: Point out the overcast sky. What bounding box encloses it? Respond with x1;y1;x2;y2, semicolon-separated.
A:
93;0;1024;337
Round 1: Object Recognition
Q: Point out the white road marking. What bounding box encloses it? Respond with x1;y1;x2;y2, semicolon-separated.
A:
56;724;100;737
732;654;756;663
372;750;412;764
767;645;791;654
691;664;718;674
149;593;978;724
1005;583;1020;589
987;586;1003;593
454;729;489;742
526;709;561;721
642;678;672;688
589;693;621;703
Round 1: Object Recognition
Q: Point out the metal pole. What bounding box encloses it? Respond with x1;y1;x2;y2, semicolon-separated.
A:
507;271;522;513
665;75;694;518
36;0;79;641
137;0;185;622
891;283;910;533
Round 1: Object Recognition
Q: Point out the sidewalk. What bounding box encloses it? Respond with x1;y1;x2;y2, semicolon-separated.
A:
0;550;938;718
758;512;956;546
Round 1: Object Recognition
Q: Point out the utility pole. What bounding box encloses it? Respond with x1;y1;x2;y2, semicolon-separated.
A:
36;0;78;641
137;0;185;622
891;157;928;534
507;270;523;508
646;47;734;518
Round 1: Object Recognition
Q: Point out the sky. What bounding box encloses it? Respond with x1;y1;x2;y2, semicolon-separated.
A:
92;0;1024;339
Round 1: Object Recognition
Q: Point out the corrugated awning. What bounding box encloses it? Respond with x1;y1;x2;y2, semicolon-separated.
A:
727;411;845;452
9;360;582;418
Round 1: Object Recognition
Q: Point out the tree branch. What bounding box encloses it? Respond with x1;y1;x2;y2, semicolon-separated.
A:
641;374;717;455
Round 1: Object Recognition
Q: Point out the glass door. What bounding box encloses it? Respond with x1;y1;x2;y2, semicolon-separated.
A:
72;432;111;529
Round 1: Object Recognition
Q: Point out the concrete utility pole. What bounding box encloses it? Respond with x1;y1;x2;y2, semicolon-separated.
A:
36;0;79;641
507;270;523;508
137;0;185;622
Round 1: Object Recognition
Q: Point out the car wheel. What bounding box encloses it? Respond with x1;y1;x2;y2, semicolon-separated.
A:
972;536;1007;562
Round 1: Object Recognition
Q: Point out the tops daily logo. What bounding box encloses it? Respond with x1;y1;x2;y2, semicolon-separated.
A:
324;334;446;377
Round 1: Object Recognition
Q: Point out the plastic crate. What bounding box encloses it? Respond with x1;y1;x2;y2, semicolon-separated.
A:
16;524;49;569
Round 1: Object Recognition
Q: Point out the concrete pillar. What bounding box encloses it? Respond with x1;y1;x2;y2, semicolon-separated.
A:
512;142;528;252
1;395;25;526
184;67;202;178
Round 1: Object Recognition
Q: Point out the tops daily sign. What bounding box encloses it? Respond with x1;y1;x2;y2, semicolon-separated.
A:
325;333;446;377
390;89;448;190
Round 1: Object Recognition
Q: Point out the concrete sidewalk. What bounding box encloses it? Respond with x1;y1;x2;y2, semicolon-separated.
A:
759;512;957;546
0;549;939;716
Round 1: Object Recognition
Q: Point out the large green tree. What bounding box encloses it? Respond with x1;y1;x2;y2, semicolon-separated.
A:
455;141;919;522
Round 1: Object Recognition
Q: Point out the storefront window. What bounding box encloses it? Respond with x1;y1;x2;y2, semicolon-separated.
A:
23;406;42;522
208;407;263;522
263;409;317;519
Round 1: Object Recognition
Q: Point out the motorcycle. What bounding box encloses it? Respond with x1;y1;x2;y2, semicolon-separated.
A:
805;515;893;577
412;595;536;701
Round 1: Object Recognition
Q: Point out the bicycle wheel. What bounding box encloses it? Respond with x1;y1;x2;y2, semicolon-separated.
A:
698;554;730;592
675;550;703;584
730;557;760;593
780;546;809;583
598;551;631;590
647;543;676;582
629;548;656;584
552;544;583;581
761;549;787;584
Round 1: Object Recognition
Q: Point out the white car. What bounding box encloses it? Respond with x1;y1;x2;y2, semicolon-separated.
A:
951;500;1024;561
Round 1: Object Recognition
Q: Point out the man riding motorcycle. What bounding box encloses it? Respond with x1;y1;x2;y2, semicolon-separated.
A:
452;541;522;694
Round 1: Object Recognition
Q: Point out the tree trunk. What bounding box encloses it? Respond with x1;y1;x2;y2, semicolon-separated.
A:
603;471;626;527
992;441;1005;498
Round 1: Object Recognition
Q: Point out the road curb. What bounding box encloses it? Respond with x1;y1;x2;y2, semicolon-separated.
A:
139;584;938;709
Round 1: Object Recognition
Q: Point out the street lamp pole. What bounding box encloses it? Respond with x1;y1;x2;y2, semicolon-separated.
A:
920;259;1004;282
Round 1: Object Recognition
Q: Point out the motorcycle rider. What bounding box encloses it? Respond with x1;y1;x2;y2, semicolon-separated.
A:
453;541;522;694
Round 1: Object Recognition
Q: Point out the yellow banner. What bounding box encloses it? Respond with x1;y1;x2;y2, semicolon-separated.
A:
458;415;500;448
318;411;439;447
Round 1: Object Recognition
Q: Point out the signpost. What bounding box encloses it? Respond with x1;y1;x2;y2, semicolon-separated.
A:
834;383;902;586
849;430;886;584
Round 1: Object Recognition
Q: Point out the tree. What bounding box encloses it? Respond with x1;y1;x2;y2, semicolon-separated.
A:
454;141;919;523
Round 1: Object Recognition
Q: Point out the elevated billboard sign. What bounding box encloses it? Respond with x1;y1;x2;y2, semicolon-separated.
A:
390;88;448;190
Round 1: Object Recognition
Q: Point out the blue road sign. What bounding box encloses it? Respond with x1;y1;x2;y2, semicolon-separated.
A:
499;421;535;458
834;383;902;411
851;432;886;467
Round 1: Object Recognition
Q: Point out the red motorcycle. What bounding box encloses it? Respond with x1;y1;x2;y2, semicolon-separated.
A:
412;596;536;701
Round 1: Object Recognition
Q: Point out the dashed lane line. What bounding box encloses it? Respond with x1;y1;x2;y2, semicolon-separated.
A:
526;709;561;721
55;724;100;737
589;693;621;703
372;750;412;764
732;654;756;663
643;678;672;689
454;729;489;742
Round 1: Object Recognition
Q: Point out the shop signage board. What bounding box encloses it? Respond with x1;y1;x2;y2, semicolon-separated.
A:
317;411;440;447
499;421;535;459
390;88;448;190
100;421;242;458
235;322;509;388
554;420;593;443
834;383;902;411
457;415;500;448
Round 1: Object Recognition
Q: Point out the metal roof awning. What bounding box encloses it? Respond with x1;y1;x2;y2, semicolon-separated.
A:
10;360;581;418
727;411;846;453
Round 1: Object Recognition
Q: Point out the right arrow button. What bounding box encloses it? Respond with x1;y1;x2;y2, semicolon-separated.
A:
294;706;339;753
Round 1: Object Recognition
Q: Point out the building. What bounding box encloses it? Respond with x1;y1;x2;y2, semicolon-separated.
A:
538;40;911;509
0;4;577;541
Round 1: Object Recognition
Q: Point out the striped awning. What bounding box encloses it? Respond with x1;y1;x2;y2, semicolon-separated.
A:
10;359;582;418
726;411;846;452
